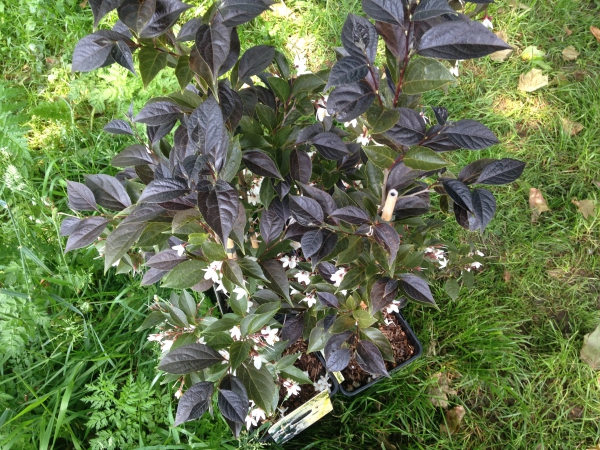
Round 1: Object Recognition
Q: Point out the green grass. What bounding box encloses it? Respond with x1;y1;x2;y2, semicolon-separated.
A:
1;0;599;448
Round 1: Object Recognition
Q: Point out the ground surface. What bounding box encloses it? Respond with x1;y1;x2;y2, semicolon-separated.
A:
0;0;599;449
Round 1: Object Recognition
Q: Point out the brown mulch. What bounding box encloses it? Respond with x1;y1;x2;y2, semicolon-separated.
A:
341;312;415;392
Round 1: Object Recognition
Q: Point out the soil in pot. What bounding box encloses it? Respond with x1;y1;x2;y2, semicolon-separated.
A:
341;311;415;392
277;339;331;415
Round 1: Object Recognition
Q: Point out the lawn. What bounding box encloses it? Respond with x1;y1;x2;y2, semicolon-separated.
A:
0;0;599;449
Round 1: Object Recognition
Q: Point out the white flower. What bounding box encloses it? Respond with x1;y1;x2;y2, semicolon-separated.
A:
246;300;253;313
172;244;186;257
315;96;329;122
247;177;263;205
482;16;493;29
302;293;317;308
233;286;247;300
197;336;206;344
330;268;347;287
344;119;358;128
111;259;121;267
203;261;223;283
314;375;330;393
449;60;460;77
294;54;310;75
283;379;301;396
386;300;401;314
230;326;241;341
246;407;266;430
261;326;280;346
290;241;301;250
280;255;298;269
384;317;393;326
356;133;371;146
294;270;312;285
147;332;164;342
219;349;230;364
290;288;300;296
252;353;268;370
215;281;227;293
161;339;174;352
174;388;183;399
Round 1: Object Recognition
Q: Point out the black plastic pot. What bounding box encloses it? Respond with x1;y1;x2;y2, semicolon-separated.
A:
329;311;422;397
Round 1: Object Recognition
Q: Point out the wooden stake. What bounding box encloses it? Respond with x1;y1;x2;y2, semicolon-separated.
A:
381;189;398;222
226;238;237;259
250;233;260;249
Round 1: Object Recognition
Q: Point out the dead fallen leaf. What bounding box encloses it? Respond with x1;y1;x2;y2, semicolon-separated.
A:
490;30;513;62
519;69;548;92
581;323;600;370
571;199;596;219
591;26;600;43
440;406;465;434
503;270;511;282
562;46;580;61
529;188;550;222
270;1;295;18
561;118;584;136
565;25;573;36
428;372;457;409
547;269;564;278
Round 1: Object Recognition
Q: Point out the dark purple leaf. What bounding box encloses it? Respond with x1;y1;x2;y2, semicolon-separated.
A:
67;181;98;211
141;267;167;285
237;45;275;81
260;207;284;244
285;223;316;241
385;108;426;147
413;0;456;21
340;14;378;63
177;18;201;41
400;274;436;305
325;56;369;91
472;188;496;232
242;150;282;179
317;262;337;283
457;158;495;184
301;229;323;260
269;196;290;222
111;40;136;74
139;0;192;38
84;174;131;211
375;21;407;60
329;206;371;224
324;331;353;372
218;389;248;424
260;259;290;302
147;119;177;145
218;82;243;130
65;217;108;252
159;343;224;374
289;195;324;226
442;179;473;212
327;81;376;122
299;183;337;218
195;21;231;78
431;106;448;126
103;222;146;269
475;158;526;185
188;96;228;172
121;203;165;224
219;27;241;76
313;230;338;266
281;314;304;347
146;249;187;271
60;217;81;236
454;203;480;231
138;178;189;203
386;162;418;192
394;195;430;219
295;123;324;144
370;277;398;312
444;120;499;150
317;292;339;308
197;180;239;244
361;0;404;25
373;222;400;264
134;101;183;125
417;19;512;60
110;144;154;167
356;340;389;377
174;381;214;426
89;0;123;28
219;0;271;27
289;149;312;184
104;119;133;135
118;0;156;34
311;132;350;160
72;30;132;72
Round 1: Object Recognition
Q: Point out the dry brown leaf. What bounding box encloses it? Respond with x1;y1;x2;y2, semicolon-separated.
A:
561;118;584;136
529;188;550;222
428;372;457;409
581;324;600;370
547;269;564;278
490;31;513;62
562;45;580;61
440;406;466;434
503;270;511;282
591;26;600;43
571;199;596;219
519;69;548;92
565;25;573;36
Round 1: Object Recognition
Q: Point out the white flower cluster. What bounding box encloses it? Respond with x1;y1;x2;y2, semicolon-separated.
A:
245;401;266;430
313;375;330;393
282;379;301;396
330;268;347;286
279;254;298;269
424;247;449;269
315;96;329;122
465;250;484;271
294;270;312;285
247;177;264;205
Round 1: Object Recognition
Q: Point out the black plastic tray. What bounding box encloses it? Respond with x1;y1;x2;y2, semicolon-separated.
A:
330;311;422;397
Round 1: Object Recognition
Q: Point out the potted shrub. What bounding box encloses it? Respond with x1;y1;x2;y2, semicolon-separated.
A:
62;0;524;441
